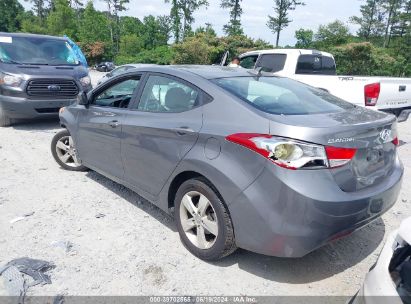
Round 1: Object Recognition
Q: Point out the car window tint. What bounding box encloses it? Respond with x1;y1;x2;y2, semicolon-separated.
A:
296;55;336;75
137;75;199;113
255;54;287;73
212;76;355;115
240;56;258;69
93;77;140;108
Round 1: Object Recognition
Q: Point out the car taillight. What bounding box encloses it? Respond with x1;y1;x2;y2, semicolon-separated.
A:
226;134;357;170
393;137;399;146
364;83;380;106
325;146;357;168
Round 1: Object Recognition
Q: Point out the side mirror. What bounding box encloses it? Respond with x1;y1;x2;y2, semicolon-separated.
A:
78;92;89;106
106;72;112;77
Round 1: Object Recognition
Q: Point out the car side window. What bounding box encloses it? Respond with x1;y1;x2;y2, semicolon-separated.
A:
255;54;287;73
92;77;140;109
136;75;199;113
240;55;258;69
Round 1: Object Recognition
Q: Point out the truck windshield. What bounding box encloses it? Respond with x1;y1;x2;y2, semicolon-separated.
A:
212;76;355;115
0;36;79;66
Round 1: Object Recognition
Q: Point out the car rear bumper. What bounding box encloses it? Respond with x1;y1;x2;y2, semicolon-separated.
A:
380;107;411;122
228;156;403;258
0;95;76;119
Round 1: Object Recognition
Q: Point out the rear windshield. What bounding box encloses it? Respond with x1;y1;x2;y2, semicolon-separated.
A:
212;76;355;115
296;55;336;75
0;36;79;66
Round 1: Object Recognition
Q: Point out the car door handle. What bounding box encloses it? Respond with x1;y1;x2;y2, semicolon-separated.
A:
173;127;195;135
108;120;120;128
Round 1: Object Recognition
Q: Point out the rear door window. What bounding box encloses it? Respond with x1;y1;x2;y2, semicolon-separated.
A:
296;55;336;75
255;54;287;73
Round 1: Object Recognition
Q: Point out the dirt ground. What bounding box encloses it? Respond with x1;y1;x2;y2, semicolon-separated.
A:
0;70;410;297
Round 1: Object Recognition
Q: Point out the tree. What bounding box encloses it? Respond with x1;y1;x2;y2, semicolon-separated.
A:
295;28;313;48
267;0;305;47
47;0;77;38
101;0;130;53
165;0;209;42
179;0;209;40
78;1;111;43
0;0;25;32
315;20;351;48
165;0;182;42
381;0;404;47
350;0;386;40
221;0;243;36
26;0;50;24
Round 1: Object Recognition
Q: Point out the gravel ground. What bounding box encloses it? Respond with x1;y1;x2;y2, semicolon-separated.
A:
0;70;410;297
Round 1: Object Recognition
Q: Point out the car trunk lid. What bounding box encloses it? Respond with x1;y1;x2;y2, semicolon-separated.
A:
266;106;398;191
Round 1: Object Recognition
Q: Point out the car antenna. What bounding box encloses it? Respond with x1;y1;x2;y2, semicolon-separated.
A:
248;67;264;79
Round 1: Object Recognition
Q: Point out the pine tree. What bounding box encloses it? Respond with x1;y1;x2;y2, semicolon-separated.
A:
221;0;243;36
267;0;305;47
350;0;386;40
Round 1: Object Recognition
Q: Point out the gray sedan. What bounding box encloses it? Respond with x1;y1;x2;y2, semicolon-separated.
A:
51;65;403;260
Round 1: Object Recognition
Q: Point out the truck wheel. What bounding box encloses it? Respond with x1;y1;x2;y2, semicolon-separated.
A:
175;178;237;260
51;129;88;171
0;106;12;127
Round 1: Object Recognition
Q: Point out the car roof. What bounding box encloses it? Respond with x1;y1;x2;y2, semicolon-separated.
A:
240;48;334;58
0;32;67;41
131;65;256;80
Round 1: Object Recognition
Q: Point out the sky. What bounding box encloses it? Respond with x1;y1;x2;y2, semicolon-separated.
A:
21;0;363;46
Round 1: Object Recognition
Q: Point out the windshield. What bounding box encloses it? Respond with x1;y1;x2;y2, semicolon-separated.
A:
0;35;79;66
212;76;355;115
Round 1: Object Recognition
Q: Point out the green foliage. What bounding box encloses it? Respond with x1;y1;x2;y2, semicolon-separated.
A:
0;0;25;32
295;28;313;48
330;42;405;76
172;32;272;65
47;0;77;38
78;1;111;43
315;20;351;48
115;46;175;65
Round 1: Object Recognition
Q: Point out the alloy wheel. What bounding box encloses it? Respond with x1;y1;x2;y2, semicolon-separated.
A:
55;136;81;168
179;191;219;250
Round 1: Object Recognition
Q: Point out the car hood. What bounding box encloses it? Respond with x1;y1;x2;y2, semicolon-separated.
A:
0;63;89;79
399;217;411;244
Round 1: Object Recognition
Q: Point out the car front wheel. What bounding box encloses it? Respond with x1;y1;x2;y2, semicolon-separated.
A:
175;178;236;260
51;129;88;171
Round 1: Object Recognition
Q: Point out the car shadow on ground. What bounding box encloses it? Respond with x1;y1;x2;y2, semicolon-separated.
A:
85;170;177;233
212;218;386;284
84;170;386;284
11;118;61;131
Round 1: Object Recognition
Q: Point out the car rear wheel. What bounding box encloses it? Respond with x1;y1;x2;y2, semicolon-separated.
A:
0;106;12;127
51;129;88;171
175;178;236;260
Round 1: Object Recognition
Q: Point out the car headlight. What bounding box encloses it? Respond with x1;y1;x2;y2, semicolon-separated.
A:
0;72;23;87
79;75;91;87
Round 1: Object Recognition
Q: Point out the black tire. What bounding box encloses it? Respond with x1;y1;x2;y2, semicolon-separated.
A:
51;129;88;171
0;106;12;127
174;178;237;260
